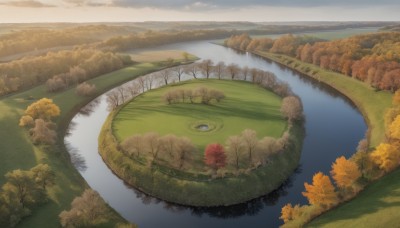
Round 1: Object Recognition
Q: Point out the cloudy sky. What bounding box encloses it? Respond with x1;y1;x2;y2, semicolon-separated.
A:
0;0;399;23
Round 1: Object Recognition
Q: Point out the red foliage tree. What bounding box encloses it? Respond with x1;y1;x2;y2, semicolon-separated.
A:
204;143;226;171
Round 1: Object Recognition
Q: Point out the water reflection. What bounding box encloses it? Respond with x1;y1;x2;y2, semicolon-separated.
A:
65;142;87;172
78;98;101;116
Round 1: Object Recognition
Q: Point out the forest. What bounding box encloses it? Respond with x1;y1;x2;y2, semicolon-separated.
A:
225;32;400;91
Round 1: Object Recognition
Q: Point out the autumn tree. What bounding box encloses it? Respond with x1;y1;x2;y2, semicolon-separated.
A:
280;203;301;223
19;115;34;127
184;63;200;79
213;61;226;80
241;129;258;162
173;66;184;82
30;119;57;145
204;143;226;171
175;137;195;169
281;96;303;122
144;132;161;163
23;98;60;121
121;134;143;158
330;156;361;189
31;164;56;190
370;143;400;172
59;189;110;227
226;136;244;170
227;63;240;80
76;82;96;96
302;172;338;207
389;115;400;141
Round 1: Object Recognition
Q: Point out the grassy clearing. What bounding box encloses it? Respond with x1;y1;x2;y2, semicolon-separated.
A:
0;61;185;227
256;51;392;147
113;79;286;153
307;168;400;228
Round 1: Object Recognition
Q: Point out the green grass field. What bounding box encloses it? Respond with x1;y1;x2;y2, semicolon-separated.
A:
0;61;187;227
256;51;392;147
114;79;286;150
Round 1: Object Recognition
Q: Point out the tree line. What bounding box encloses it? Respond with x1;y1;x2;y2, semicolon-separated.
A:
280;91;400;227
106;60;295;110
225;32;400;92
0;164;55;227
163;87;225;105
0;48;130;96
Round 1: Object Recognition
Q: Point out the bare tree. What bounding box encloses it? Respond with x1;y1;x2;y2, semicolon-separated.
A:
281;96;303;122
146;74;156;90
173;66;184;82
175;137;195;169
30;119;57;145
127;82;141;98
106;90;121;110
227;63;240;80
160;134;179;159
184;63;200;79
213;61;226;80
250;68;261;83
160;69;171;85
137;76;146;93
241;129;258;162
226;136;244;170
121;134;143;158
185;89;194;103
242;66;250;81
199;59;214;79
144;132;161;163
116;86;127;104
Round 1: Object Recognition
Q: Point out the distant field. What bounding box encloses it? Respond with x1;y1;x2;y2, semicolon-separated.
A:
252;27;380;40
127;50;195;63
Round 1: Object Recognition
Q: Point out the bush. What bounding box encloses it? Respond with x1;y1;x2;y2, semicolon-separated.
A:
76;82;96;96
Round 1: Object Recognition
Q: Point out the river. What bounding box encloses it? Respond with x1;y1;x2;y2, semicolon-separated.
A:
64;41;366;227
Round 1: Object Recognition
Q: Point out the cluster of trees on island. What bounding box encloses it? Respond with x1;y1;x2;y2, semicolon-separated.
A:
280;91;400;227
226;32;400;92
163;87;225;105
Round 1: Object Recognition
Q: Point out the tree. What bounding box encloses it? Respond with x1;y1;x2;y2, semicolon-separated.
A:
280;203;301;223
199;59;214;79
393;90;400;106
19;115;34;127
24;98;60;121
106;90;121;110
370;143;400;172
357;138;369;153
330;156;361;189
59;189;110;227
173;66;184;82
30;119;57;145
242;66;250;81
204;143;226;171
31;164;55;190
144;132;161;163
159;134;178;158
175;137;195;169
75;82;96;96
184;64;199;79
227;63;240;80
302;172;338;207
226;136;244;170
241;129;258;162
160;69;171;85
281;96;303;122
121;134;143;158
213;61;226;80
389;115;400;141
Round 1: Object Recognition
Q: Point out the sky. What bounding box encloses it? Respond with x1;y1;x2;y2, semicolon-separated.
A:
0;0;399;23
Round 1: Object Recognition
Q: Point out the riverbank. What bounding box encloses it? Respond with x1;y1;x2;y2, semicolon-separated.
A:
254;51;392;148
0;58;194;227
99;79;305;207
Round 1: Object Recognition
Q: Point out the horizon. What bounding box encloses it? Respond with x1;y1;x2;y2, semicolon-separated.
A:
0;0;399;23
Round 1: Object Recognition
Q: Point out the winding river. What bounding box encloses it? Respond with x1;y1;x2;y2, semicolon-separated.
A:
64;41;366;227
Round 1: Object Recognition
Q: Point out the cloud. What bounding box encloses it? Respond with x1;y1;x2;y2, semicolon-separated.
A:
0;0;55;7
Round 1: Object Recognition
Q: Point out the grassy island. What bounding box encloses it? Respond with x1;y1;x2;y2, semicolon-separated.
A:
99;79;304;206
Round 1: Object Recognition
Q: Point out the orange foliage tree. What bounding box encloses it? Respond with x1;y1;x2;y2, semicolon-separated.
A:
24;98;60;121
370;143;400;172
302;172;338;207
204;143;226;171
280;203;301;223
330;156;361;189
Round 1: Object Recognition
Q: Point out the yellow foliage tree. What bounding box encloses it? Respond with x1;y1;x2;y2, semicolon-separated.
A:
24;98;60;120
330;156;361;189
19;115;34;127
389;115;400;141
370;143;400;172
302;172;338;207
280;203;301;223
393;90;400;106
